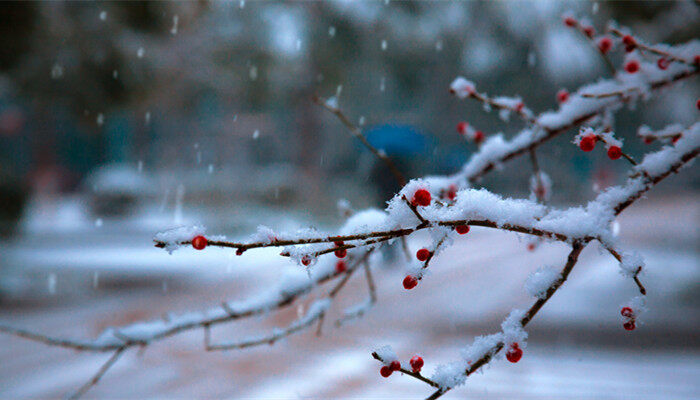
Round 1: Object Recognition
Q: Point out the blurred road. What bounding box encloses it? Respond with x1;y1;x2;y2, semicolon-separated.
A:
0;194;698;399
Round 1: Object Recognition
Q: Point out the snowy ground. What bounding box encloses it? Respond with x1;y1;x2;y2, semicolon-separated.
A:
0;193;698;399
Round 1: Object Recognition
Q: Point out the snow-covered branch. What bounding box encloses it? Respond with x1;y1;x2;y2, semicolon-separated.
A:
1;20;698;400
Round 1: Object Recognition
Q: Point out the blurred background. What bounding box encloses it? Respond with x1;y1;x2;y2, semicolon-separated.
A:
0;1;698;399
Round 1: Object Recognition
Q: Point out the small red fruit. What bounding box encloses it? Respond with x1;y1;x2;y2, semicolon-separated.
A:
514;102;524;112
563;16;576;27
623;320;636;331
582;25;594;38
622;35;636;52
446;184;457;201
579;135;596;152
657;58;669;70
527;243;536;252
403;275;418;290
556;89;569;104
455;225;470;235
506;343;523;363
412;189;432;207
236;248;244;256
416;248;430;261
474;130;484;143
620;307;634;318
335;248;347;258
696;98;700;110
643;136;654;144
624;60;640;74
301;255;312;266
410;356;424;373
389;361;401;371
334;240;344;247
598;37;612;54
457;122;468;135
607;146;622;160
695;55;700;65
192;235;207;250
380;366;393;377
335;260;346;273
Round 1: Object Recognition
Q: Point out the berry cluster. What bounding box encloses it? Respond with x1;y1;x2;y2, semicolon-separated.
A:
621;306;636;331
379;360;401;378
402;248;432;290
379;355;424;378
577;132;622;161
456;121;484;144
563;17;690;76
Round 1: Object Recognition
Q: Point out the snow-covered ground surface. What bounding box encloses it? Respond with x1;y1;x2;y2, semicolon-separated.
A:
0;193;698;399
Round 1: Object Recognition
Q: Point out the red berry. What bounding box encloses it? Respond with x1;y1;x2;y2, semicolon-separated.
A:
192;235;207;250
301;255;312;266
622;35;636;49
514;102;524;112
579;135;596;152
412;189;432;207
474;130;484;143
582;26;595;38
446;184;457;201
410;356;424;373
334;240;344;247
236;248;244;256
563;16;576;27
607;146;622;160
416;248;430;261
380;365;393;377
527;243;536;252
696;98;700;110
598;37;612;54
457;122;468;135
623;320;636;331
695;55;700;65
643;136;654;144
620;307;634;318
403;275;418;290
389;361;401;371
657;58;669;70
334;248;347;258
335;260;346;273
506;344;523;363
624;60;640;74
455;225;470;235
556;89;569;104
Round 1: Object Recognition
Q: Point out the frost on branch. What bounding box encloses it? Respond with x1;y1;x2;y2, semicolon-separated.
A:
525;267;561;299
618;250;645;278
448;77;475;99
153;224;207;254
1;14;698;400
501;309;528;349
634;123;699;178
374;344;399;365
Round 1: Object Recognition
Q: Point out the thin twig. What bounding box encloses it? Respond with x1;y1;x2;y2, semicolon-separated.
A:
313;95;407;186
402;195;429;225
604;246;647;295
67;347;126;400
